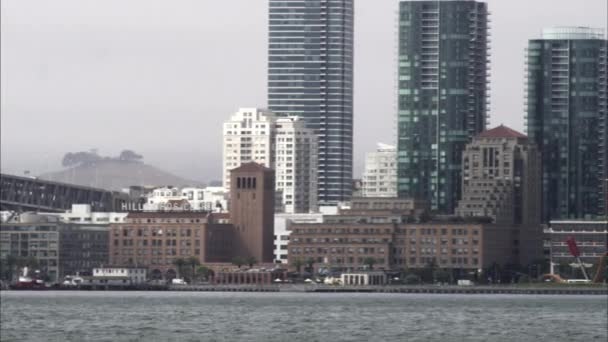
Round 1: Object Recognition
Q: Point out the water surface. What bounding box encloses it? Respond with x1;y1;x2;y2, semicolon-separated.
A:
1;291;606;341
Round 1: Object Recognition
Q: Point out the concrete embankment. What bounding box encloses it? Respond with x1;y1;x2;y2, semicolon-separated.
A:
168;284;608;295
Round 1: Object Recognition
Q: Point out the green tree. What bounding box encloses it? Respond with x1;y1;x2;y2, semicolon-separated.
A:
420;260;438;283
6;255;17;281
433;269;451;284
232;257;245;269
246;256;257;268
196;265;211;282
186;257;200;281
292;258;304;274
25;256;39;270
363;257;376;270
305;257;315;273
172;258;186;278
403;274;421;285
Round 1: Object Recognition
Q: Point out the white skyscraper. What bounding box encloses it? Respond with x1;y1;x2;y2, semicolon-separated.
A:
222;109;318;213
275;116;318;213
361;143;397;198
222;108;275;189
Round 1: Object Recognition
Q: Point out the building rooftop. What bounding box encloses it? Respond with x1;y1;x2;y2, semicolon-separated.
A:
231;162;272;173
477;125;527;139
541;27;605;40
125;211;210;219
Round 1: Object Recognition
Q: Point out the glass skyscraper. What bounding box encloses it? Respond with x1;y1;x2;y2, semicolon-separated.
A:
525;27;607;221
268;0;354;205
396;0;489;213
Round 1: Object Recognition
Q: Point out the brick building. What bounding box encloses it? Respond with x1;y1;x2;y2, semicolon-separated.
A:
288;220;541;273
108;162;277;278
108;212;234;279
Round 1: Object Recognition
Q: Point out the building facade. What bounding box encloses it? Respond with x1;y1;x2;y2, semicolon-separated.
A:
109;212;234;279
0;209;118;281
0;216;60;281
362;143;397;197
397;0;489;213
230;163;275;263
145;186;228;212
223;109;318;214
275;116;318;213
545;220;608;275
456;125;541;226
525;27;608;221
274;212;324;264
92;267;147;284
288;221;536;273
268;0;354;205
222;108;275;189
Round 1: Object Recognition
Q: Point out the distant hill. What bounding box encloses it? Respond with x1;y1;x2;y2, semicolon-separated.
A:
39;160;203;191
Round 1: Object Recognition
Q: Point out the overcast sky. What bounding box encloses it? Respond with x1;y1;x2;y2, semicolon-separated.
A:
1;0;606;182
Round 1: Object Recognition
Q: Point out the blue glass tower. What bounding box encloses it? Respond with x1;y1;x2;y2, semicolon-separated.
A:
268;0;354;205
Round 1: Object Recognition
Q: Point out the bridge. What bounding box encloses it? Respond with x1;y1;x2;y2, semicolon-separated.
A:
0;173;128;212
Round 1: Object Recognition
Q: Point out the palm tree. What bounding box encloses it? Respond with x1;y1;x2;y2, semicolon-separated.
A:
292;258;304;274
196;265;211;282
25;256;39;270
232;257;245;269
305;257;315;273
172;258;186;279
246;256;257;268
363;257;376;270
2;255;17;281
186;257;200;281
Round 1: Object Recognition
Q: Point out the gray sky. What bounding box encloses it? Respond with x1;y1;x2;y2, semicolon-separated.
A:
1;0;606;182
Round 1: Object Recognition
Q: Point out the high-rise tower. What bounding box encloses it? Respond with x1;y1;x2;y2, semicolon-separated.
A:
396;0;490;213
525;27;607;221
268;0;354;205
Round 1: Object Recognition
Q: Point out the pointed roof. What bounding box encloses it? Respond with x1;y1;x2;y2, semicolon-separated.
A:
477;125;527;139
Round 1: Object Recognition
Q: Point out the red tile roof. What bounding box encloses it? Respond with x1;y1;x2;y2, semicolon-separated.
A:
477;125;527;139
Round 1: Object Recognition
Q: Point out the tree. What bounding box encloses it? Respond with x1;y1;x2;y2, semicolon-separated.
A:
2;255;17;281
172;258;186;279
196;265;211;282
232;257;245;269
25;256;39;270
61;151;102;167
363;257;376;270
420;260;438;283
118;150;143;162
246;256;257;268
292;258;304;274
305;257;315;273
186;257;200;281
403;274;421;285
433;269;451;284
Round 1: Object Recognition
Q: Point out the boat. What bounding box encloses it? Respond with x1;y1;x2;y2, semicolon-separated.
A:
9;267;49;290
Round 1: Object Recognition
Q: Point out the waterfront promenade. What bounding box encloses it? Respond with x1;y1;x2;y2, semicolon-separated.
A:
168;284;608;295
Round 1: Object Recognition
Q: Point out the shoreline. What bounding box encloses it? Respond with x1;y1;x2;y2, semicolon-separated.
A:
2;284;607;295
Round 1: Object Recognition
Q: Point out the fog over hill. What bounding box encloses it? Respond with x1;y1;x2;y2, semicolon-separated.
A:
38;150;202;191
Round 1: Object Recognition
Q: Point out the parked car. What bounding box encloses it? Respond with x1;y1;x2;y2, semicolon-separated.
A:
171;278;188;285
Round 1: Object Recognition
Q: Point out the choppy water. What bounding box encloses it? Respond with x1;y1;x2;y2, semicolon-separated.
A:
1;291;606;342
